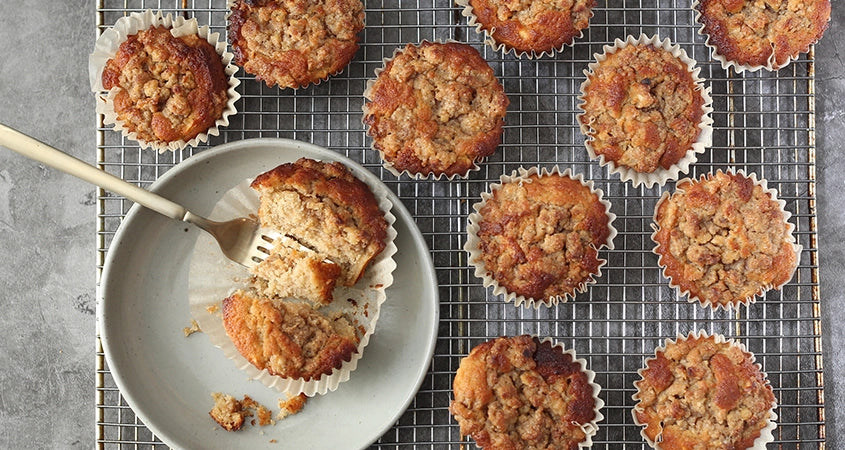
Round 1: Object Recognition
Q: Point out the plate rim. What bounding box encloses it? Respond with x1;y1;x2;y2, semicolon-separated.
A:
97;138;440;449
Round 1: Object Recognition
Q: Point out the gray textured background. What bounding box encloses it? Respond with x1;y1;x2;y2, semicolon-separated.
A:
0;1;841;448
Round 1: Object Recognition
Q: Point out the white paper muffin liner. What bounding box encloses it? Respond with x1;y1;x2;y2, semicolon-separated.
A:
632;331;777;449
650;168;802;311
362;40;505;181
465;166;617;309
89;9;240;152
187;176;398;396
225;0;363;90
455;335;604;448
577;34;714;189
692;0;831;73
455;0;594;59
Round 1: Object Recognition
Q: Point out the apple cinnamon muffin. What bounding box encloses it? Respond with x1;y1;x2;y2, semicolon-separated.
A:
222;290;359;380
228;0;365;89
633;332;777;449
363;41;508;179
249;241;341;307
458;0;596;56
651;170;800;309
450;335;602;449
466;167;615;307
250;158;388;287
578;35;711;188
695;0;831;71
101;24;229;145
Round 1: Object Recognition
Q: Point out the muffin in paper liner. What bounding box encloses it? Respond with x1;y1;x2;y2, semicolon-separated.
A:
465;166;617;309
226;0;365;90
450;335;604;449
650;168;801;311
89;9;240;153
187;177;397;397
362;40;508;181
632;331;777;449
693;0;831;73
455;0;596;59
577;34;714;189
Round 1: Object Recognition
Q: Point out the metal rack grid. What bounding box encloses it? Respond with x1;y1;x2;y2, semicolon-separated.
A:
95;0;823;447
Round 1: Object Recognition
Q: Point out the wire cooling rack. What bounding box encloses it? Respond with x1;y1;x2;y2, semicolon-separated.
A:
95;0;823;447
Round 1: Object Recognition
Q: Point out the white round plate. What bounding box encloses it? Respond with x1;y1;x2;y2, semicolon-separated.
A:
98;139;439;449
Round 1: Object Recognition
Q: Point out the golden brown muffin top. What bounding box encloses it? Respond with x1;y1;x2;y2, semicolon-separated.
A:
467;0;595;54
633;334;775;449
363;41;508;178
251;158;387;286
697;0;830;70
579;43;706;174
229;0;364;89
652;171;798;308
450;335;597;450
222;290;358;380
474;172;612;302
101;25;229;144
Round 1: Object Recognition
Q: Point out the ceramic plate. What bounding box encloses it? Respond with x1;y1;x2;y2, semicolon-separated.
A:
98;139;439;449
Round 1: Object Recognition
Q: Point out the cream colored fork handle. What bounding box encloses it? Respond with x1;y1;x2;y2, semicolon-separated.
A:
0;123;187;221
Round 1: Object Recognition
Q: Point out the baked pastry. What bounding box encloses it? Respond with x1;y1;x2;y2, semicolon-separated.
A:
222;290;359;380
578;35;711;188
450;335;602;449
209;392;249;431
633;332;776;449
458;0;595;56
652;170;800;309
209;392;275;431
695;0;831;71
363;41;508;179
101;24;229;145
228;0;365;89
466;167;615;306
250;158;388;286
249;241;341;307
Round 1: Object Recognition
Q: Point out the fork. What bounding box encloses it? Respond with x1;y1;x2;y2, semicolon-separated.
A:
0;123;279;268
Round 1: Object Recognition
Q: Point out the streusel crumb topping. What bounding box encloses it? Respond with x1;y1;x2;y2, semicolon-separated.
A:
451;335;597;450
634;334;775;449
579;43;705;174
102;25;228;144
364;41;508;177
697;0;830;69
652;170;798;307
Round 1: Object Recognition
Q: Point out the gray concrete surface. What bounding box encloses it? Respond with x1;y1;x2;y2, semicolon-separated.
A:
0;1;841;448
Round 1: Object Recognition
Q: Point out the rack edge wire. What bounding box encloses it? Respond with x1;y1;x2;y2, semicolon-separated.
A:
94;1;824;448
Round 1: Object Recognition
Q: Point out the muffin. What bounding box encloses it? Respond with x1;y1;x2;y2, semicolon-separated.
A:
456;0;596;57
694;0;831;72
249;241;342;307
363;41;509;179
633;332;777;449
188;155;397;396
90;11;239;152
228;0;365;89
651;169;800;309
222;290;359;380
250;158;388;286
450;335;603;449
465;166;616;308
578;35;713;188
